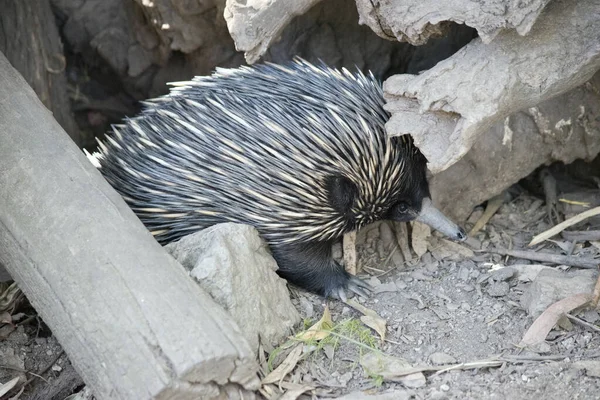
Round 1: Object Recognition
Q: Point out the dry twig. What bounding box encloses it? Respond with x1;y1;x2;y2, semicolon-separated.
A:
529;206;600;246
488;248;599;269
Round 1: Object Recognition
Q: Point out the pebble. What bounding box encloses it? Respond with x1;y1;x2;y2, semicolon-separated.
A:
440;384;450;392
429;390;447;400
395;279;408;290
490;267;515;282
461;284;475;292
299;297;314;318
411;270;433;281
429;352;457;365
458;265;470;281
583;309;600;323
367;276;382;287
487;281;510;297
375;282;398;294
461;302;471;311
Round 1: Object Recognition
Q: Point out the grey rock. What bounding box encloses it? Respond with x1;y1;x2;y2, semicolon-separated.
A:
521;269;598;318
429;352;457;365
165;223;301;351
487;281;510;297
490;267;516;282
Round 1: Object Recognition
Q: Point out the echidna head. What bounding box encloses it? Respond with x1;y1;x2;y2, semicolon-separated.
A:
386;150;466;241
326;145;465;242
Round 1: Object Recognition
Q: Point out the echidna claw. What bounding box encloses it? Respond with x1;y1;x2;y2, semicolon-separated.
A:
328;276;373;301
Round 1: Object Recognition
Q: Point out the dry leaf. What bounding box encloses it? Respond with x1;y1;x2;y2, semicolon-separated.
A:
279;382;314;400
8;385;24;400
0;377;19;398
296;306;333;342
262;344;303;385
411;222;430;258
360;352;423;381
520;293;591;347
346;299;387;341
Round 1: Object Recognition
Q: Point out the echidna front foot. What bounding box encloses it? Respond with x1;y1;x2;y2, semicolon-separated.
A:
269;240;372;300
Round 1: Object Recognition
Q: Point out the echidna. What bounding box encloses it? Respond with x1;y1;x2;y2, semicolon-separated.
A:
87;58;466;299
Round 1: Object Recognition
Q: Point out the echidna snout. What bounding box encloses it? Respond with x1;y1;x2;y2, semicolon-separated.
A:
89;58;466;299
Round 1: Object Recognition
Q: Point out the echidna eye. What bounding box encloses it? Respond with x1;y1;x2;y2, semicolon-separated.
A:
396;202;409;213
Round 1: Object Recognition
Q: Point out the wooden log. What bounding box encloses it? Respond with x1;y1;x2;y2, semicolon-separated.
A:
0;0;87;147
0;51;259;399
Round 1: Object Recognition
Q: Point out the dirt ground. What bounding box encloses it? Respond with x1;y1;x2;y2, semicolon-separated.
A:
2;189;600;399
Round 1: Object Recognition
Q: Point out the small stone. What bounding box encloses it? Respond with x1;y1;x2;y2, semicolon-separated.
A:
375;282;398;294
460;302;471;311
429;352;457;365
411;270;433;281
339;371;353;385
440;384;450;392
583;309;600;323
299;297;314;318
521;269;598;318
367;276;382;287
458;265;470;281
490;267;515;282
395;279;408;290
446;303;459;311
426;262;439;272
461;284;475;292
51;364;62;372
429;390;447;400
324;344;335;360
487;281;510;297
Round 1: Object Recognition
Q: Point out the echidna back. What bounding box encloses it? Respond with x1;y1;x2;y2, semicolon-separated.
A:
92;59;408;245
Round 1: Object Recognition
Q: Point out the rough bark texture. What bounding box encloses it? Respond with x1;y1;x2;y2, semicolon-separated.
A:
0;52;259;400
0;0;84;146
354;0;552;45
224;0;322;64
429;72;600;221
383;0;600;173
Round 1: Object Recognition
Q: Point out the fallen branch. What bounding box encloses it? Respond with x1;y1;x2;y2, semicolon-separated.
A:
469;193;506;236
561;230;600;242
529;206;600;246
566;313;600;333
488;248;599;269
